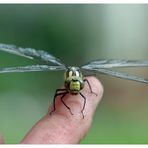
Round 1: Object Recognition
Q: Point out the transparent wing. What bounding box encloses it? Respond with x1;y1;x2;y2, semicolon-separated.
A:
0;65;66;73
0;43;65;66
82;68;148;84
81;59;148;69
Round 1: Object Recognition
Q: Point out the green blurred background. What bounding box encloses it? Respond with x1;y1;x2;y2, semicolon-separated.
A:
0;4;148;144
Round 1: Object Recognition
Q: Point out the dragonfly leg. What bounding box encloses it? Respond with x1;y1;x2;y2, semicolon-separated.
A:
49;88;67;115
84;78;97;96
61;92;73;115
79;92;87;119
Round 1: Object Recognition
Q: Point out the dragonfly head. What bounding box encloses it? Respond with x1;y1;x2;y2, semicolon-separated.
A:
64;66;83;79
64;66;84;94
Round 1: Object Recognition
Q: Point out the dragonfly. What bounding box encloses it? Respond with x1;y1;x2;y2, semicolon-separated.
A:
0;43;148;118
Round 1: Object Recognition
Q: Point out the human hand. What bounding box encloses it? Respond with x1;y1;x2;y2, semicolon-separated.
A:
1;77;103;144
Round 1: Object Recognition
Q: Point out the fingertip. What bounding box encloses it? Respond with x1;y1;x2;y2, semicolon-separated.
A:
21;76;104;144
84;76;104;102
79;76;104;118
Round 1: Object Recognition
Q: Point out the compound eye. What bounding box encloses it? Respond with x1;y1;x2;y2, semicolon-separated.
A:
75;71;79;77
68;71;73;77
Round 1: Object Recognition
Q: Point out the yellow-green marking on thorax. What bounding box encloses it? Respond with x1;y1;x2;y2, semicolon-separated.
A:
70;80;80;91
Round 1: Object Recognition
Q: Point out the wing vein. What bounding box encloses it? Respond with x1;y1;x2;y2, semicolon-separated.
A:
91;68;148;84
0;65;66;73
0;43;65;66
81;59;148;69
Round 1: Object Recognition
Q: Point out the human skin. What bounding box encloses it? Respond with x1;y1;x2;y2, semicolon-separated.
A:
1;77;104;144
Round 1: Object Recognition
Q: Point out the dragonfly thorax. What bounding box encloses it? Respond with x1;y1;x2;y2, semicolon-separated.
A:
64;66;84;95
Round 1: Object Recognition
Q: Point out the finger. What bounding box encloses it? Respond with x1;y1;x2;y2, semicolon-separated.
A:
20;76;103;144
0;134;4;144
